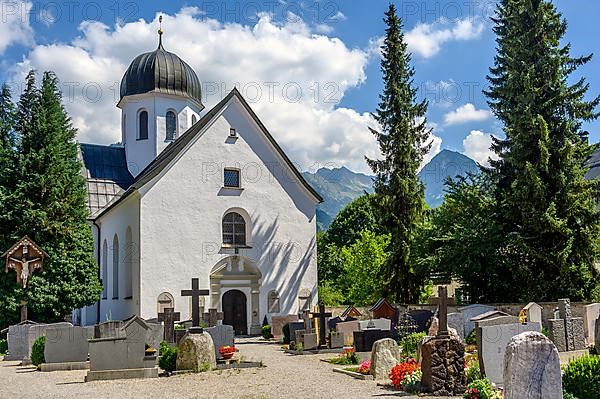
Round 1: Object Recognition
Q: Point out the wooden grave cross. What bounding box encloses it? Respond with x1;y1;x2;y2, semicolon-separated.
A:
181;278;209;328
158;307;181;344
310;303;332;347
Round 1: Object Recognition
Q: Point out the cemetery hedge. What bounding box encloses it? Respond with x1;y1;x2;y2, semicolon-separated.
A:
31;335;45;367
158;341;178;373
562;355;600;399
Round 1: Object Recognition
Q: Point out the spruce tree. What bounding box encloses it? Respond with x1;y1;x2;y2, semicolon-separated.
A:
367;4;432;303
0;71;101;328
485;0;600;300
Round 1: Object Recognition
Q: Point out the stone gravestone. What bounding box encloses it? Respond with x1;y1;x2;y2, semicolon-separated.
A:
86;316;158;381
303;333;318;350
158;308;180;344
203;308;224;327
421;287;466;396
583;303;600;346
4;321;38;361
480;321;541;385
329;331;344;349
359;319;391;331
310;303;332;348
23;322;72;364
503;332;562;399
43;325;91;370
336;320;360;346
548;298;586;352
447;312;465;341
176;330;217;372
522;302;543;324
205;325;234;359
474;315;519;359
94;320;124;338
145;322;164;351
353;329;391;352
294;329;306;348
288;322;305;344
458;304;496;337
370;338;402;380
271;315;299;338
407;310;434;334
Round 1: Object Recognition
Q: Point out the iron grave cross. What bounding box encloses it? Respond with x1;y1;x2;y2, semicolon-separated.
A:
310;302;332;347
181;278;209;327
158;307;181;344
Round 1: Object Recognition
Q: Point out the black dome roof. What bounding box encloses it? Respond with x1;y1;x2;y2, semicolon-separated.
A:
119;37;203;107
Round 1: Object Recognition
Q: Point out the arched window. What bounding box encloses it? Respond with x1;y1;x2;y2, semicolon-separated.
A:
157;292;175;314
102;240;108;299
222;212;246;246
112;234;119;299
192;114;197;125
124;227;133;299
268;290;280;313
166;110;177;141
138;110;148;140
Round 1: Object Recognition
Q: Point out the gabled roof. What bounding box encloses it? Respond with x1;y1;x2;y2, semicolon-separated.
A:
79;144;134;218
2;235;49;259
94;88;322;220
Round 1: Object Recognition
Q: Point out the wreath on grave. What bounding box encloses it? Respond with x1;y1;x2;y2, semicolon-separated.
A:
219;345;235;360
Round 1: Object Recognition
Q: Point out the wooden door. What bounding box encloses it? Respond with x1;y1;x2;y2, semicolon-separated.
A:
222;290;247;335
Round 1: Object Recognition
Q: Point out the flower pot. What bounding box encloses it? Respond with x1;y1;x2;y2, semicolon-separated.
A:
221;352;234;360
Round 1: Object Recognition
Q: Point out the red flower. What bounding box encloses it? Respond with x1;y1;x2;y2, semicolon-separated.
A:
388;358;420;389
219;345;235;355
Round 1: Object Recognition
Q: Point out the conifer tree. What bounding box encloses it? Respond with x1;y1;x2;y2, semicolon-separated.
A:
0;71;101;328
367;4;431;303
485;0;600;300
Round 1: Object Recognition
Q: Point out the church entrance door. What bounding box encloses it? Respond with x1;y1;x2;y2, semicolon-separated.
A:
222;289;247;335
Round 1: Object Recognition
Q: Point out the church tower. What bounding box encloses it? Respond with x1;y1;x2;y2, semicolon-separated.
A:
117;17;204;177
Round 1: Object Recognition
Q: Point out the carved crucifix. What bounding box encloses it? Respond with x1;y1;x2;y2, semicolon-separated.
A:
310;303;332;347
181;278;209;328
158;307;181;344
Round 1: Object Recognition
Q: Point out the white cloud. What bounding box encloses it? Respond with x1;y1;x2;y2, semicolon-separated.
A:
9;10;379;173
405;17;485;58
462;130;499;166
444;103;492;125
0;1;34;54
315;24;334;34
421;134;443;170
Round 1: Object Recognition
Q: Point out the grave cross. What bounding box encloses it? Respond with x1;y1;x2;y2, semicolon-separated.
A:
181;278;209;327
203;308;224;327
158;307;181;344
437;286;450;338
310;303;332;347
300;309;313;333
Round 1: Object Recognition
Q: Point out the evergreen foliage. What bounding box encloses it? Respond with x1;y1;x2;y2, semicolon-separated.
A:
366;4;432;303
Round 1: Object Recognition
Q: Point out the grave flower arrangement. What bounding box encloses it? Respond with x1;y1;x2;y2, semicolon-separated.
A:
219;345;235;359
328;347;360;365
357;360;371;375
389;358;420;389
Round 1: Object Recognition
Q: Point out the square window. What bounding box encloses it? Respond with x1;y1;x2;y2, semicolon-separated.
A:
224;169;240;188
229;128;237;137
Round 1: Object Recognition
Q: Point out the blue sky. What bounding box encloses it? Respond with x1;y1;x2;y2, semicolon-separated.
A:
1;0;599;172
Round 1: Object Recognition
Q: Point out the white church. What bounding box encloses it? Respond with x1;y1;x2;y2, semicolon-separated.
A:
76;30;321;335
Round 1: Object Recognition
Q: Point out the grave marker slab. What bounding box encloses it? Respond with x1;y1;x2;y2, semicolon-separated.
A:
370;338;402;380
447;312;465;341
336;320;360;346
44;326;90;364
458;304;496;337
522;302;543;324
271;315;299;338
358;319;391;331
353;329;391;352
329;332;344;349
407;310;434;334
583;303;600;345
303;333;318;350
5;321;38;361
205;325;234;359
288;322;305;343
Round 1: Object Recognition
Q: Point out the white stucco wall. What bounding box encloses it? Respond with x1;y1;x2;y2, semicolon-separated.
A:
120;93;202;177
136;97;319;330
94;193;141;322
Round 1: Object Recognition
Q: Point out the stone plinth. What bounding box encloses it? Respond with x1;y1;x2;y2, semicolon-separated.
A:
370;338;402;380
503;331;562;399
176;331;216;372
421;335;466;396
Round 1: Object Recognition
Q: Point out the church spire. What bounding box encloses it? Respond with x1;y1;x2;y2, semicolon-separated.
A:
157;15;164;50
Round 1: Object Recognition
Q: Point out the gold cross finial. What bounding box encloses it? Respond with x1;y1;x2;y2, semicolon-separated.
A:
158;15;164;49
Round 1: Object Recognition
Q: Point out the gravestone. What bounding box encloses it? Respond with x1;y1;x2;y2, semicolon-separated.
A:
336;320;361;346
522;302;543;324
549;298;586;352
271;315;299;338
294;329;306;348
22;322;72;364
421;287;466;396
303;333;318;350
548;319;567;352
328;316;356;331
475;315;520;357
288;322;305;343
300;310;313;333
329;331;344;349
353;329;391;352
583;303;600;346
503;332;562;399
458;304;497;337
4;321;38;361
202;308;224;327
176;330;216;372
94;320;124;339
359;319;391;331
205;325;234;359
447;312;465;341
370;338;402;380
44;326;91;367
407;309;434;333
158;308;180;344
310;303;332;347
480;322;541;385
86;316;158;381
559;298;575;351
145;322;164;351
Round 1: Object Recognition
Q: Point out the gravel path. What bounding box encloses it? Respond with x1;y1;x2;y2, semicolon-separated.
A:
0;337;460;399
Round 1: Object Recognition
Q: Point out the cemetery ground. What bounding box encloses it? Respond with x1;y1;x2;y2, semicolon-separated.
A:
0;337;459;399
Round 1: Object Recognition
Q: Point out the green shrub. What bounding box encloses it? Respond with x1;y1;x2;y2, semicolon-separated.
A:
283;323;291;344
562;355;600;399
563;392;578;399
262;325;272;339
0;339;7;355
31;336;46;366
465;360;482;383
463;378;495;399
590;345;599;356
399;332;426;358
465;329;477;346
158;341;178;372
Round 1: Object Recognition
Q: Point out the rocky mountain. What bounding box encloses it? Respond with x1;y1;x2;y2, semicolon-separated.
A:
303;150;479;230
